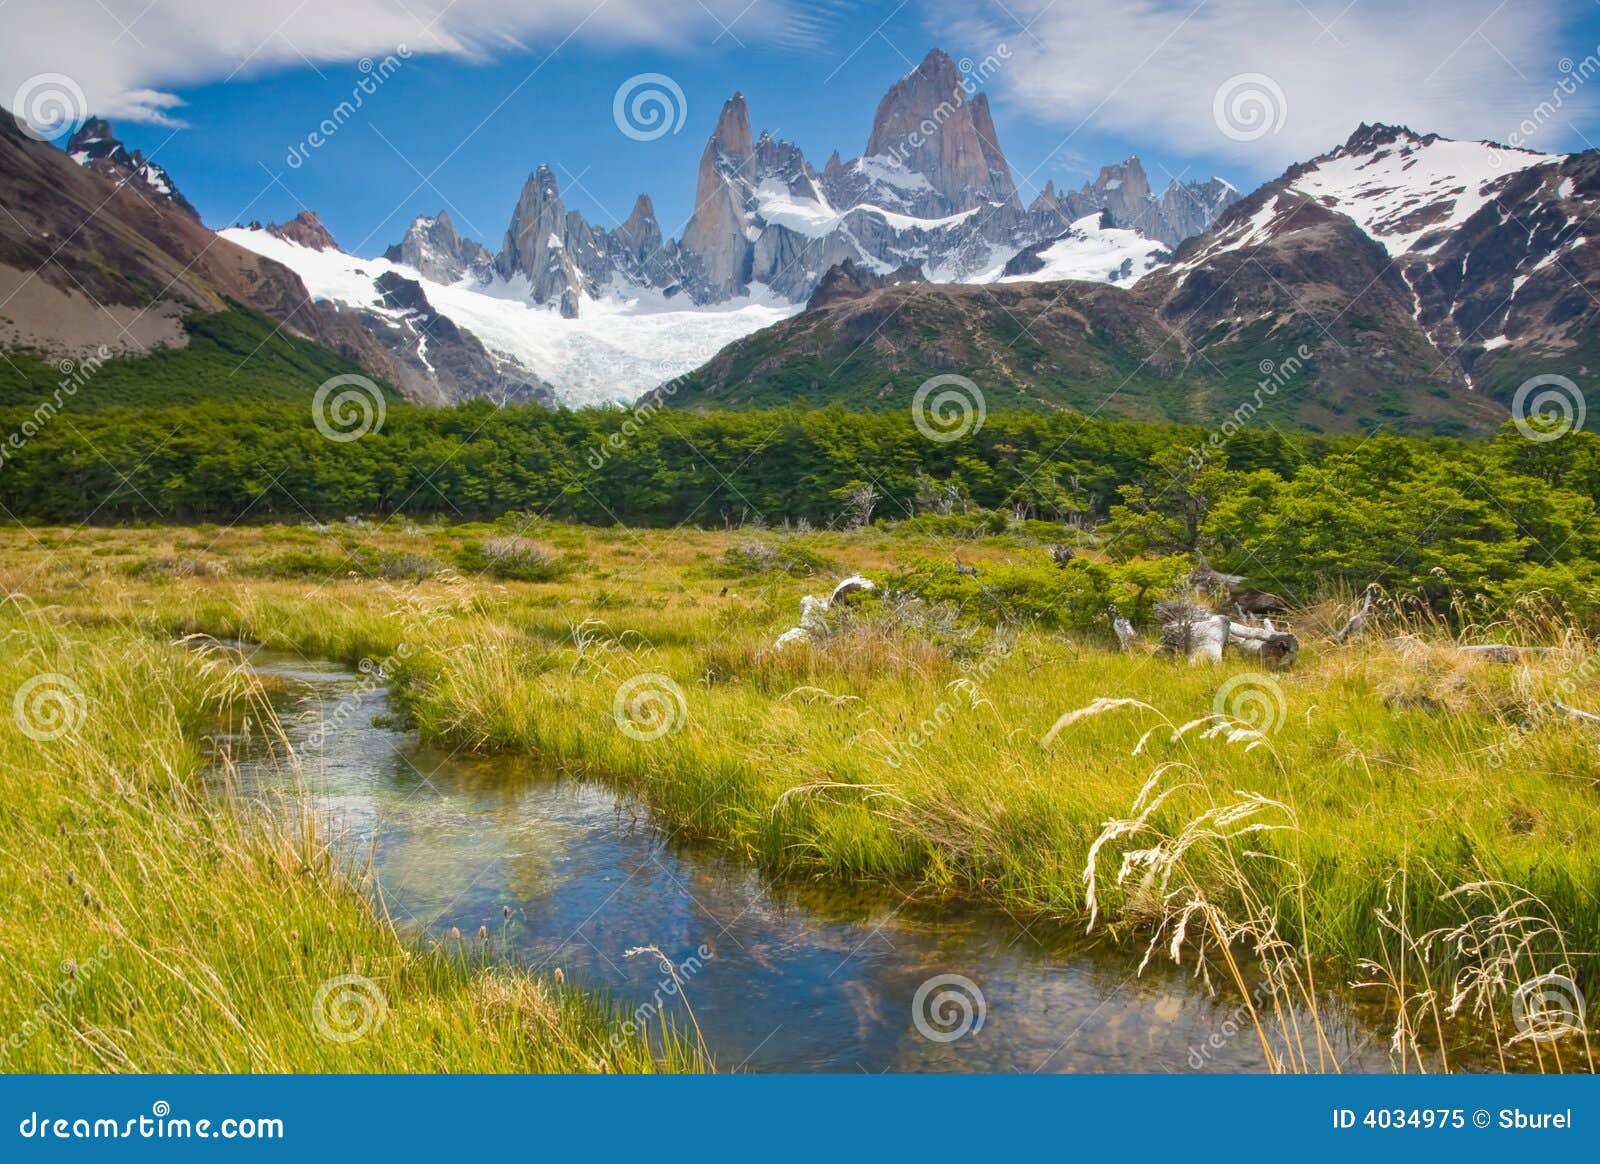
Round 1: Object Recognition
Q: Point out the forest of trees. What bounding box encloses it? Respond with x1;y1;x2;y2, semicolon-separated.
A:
2;399;1597;611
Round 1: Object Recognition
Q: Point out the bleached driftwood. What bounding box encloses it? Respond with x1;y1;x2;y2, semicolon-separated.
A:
1158;601;1231;663
1158;600;1299;666
1553;700;1600;725
1227;619;1300;669
1334;588;1377;644
774;575;875;649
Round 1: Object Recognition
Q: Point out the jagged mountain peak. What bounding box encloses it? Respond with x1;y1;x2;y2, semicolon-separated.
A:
65;116;199;220
385;209;494;284
707;93;754;163
264;209;339;251
861;46;1016;214
1341;122;1433;153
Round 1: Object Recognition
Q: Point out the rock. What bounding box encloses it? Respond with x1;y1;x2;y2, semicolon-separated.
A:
806;259;925;310
264;210;340;251
860;48;1016;214
66;118;200;220
384;211;494;283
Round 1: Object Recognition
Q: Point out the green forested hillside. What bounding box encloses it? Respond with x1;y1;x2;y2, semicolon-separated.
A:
0;304;388;409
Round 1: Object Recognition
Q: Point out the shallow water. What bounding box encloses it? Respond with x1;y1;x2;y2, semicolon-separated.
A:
215;645;1395;1073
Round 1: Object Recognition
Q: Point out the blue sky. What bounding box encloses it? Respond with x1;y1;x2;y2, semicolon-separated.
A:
9;0;1600;259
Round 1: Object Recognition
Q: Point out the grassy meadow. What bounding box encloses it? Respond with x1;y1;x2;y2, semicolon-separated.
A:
1;515;1596;1072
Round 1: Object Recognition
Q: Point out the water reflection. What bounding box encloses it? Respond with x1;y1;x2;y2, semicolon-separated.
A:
215;647;1391;1073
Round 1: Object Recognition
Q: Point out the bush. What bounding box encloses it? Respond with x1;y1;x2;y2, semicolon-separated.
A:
716;539;836;578
124;555;228;579
374;552;440;582
250;550;354;579
885;555;1188;633
457;537;569;582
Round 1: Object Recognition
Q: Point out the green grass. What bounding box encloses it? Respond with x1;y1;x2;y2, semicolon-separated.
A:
4;519;1596;1069
0;596;700;1072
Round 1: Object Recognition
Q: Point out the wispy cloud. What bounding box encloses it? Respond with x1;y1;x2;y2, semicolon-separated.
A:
1;0;801;126
930;0;1588;167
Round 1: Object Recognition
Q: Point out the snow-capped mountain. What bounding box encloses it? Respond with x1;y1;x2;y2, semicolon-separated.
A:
220;223;800;406
668;123;1600;434
1157;123;1596;398
203;47;1240;405
66;117;199;220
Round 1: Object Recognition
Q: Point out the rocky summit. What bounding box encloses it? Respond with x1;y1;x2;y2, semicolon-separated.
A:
378;47;1240;318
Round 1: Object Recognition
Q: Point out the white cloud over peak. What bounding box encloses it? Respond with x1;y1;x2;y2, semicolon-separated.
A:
931;0;1587;174
1;0;801;127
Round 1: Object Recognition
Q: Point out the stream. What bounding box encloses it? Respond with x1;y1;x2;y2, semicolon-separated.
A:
213;644;1395;1073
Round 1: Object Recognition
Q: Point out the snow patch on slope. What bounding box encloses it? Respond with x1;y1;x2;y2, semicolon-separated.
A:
1291;133;1555;255
988;214;1167;286
221;228;800;406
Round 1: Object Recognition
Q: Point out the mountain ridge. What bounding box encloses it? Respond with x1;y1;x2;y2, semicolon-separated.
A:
660;122;1598;434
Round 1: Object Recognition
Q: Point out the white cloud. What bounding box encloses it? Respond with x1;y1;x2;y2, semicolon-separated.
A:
1;0;800;127
930;0;1587;174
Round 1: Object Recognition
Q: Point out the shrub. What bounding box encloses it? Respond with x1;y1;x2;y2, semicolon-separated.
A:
458;537;569;582
250;550;354;579
124;555;228;579
885;555;1188;633
716;539;836;578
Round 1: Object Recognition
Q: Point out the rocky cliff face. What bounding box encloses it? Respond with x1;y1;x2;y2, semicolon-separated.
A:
382;47;1238;319
260;210;340;251
383;211;494;283
680;94;761;299
859;49;1016;214
65;118;200;221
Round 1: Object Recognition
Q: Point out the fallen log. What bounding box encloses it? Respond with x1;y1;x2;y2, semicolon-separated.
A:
1553;700;1600;725
1158;601;1300;666
1158;601;1230;663
1227;620;1300;669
